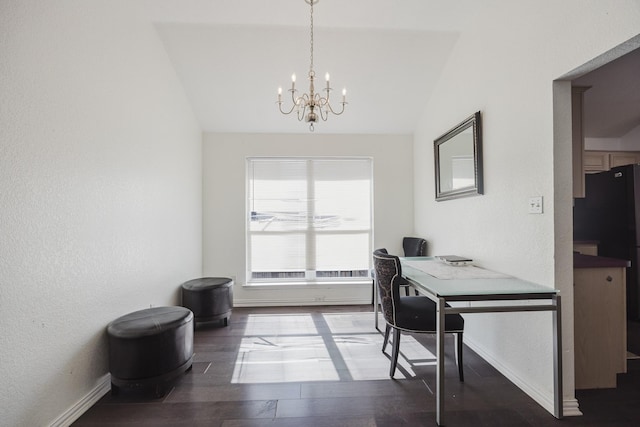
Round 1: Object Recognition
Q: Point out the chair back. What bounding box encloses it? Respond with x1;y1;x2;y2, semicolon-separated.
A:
373;249;402;327
403;237;427;257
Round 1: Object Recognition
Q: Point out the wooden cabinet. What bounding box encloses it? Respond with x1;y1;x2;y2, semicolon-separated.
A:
583;151;640;173
574;255;628;389
583;151;609;173
610;152;640;168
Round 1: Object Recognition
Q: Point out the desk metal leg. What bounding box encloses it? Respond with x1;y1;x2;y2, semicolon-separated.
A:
436;297;445;426
552;294;563;419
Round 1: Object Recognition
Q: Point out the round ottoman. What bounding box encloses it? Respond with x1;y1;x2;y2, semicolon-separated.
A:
107;306;194;397
181;277;233;326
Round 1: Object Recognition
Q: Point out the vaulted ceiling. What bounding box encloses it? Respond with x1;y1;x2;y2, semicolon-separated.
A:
142;0;482;134
142;0;639;137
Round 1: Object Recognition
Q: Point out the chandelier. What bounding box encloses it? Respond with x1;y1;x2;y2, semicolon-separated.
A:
277;0;347;132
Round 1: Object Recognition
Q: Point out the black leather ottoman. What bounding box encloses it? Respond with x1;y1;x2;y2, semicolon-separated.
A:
181;277;233;326
107;306;193;397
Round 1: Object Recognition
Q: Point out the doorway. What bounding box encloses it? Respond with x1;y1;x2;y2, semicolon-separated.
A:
558;36;640;359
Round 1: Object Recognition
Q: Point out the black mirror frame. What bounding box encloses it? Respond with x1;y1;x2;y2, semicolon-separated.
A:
434;111;483;201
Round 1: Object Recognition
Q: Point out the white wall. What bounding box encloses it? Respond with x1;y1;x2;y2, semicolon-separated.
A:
622;124;640;147
585;123;640;150
203;133;413;306
0;1;202;426
413;0;640;417
585;137;625;150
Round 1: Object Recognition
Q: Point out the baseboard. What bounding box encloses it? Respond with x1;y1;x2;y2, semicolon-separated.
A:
463;336;583;417
49;373;111;427
562;398;583;417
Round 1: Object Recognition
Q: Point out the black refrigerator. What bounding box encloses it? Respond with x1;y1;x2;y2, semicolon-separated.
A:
574;163;640;320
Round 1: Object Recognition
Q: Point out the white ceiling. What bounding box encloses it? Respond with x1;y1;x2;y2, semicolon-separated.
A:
142;0;639;137
142;0;482;134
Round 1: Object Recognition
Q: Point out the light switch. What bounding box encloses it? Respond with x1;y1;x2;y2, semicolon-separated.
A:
529;196;543;214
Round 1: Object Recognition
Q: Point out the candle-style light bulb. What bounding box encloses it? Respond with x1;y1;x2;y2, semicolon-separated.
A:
278;87;282;102
342;88;347;102
325;72;330;90
291;74;296;83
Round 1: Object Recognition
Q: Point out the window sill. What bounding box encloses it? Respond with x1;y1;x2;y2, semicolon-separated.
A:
243;280;372;289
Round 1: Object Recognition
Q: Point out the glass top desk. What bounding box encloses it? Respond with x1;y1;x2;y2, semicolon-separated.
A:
397;257;563;426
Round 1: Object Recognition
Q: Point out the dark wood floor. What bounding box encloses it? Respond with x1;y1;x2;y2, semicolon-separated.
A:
74;306;640;426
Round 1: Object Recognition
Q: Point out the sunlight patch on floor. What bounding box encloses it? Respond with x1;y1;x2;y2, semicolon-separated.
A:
323;312;377;334
243;313;319;336
230;312;436;383
231;335;339;383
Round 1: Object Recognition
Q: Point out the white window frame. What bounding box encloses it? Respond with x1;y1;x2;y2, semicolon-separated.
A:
246;156;373;285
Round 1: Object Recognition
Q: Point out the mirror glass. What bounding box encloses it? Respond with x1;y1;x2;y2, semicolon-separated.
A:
434;112;483;201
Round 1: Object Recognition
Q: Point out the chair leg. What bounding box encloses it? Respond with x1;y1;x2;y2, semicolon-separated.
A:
404;285;410;296
455;332;464;382
382;324;391;353
390;327;401;378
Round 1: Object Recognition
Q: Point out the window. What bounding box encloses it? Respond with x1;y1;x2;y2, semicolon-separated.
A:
247;157;373;283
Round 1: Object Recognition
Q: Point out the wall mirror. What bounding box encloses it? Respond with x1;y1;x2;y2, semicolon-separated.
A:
434;111;483;201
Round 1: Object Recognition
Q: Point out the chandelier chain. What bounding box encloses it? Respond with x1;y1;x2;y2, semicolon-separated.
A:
309;0;314;72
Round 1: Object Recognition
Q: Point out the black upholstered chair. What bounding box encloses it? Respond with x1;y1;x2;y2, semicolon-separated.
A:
403;237;427;257
402;237;427;296
373;248;465;380
372;248;411;328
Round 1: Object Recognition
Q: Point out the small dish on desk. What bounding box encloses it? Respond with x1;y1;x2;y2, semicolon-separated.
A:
436;255;473;266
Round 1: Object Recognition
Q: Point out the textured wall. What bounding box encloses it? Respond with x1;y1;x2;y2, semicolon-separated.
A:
0;1;202;425
412;0;640;416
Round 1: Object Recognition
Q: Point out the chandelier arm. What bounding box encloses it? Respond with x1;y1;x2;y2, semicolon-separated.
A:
290;88;300;105
298;93;311;109
313;94;328;121
299;91;310;102
278;91;312;117
277;101;298;115
296;102;308;122
323;101;347;116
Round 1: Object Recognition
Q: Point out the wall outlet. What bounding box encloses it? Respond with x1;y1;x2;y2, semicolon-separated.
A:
528;196;543;214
